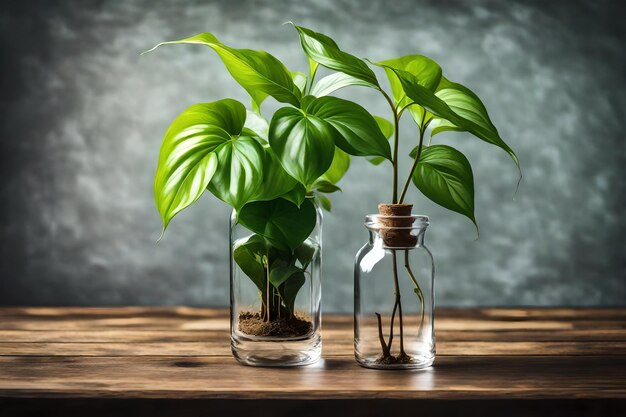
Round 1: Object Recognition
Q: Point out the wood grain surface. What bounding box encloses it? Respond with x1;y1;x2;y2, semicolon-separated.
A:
0;307;625;416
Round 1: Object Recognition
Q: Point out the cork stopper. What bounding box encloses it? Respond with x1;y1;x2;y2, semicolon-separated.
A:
377;204;417;248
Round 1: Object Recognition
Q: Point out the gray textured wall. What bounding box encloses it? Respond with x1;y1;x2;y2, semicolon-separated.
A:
0;0;624;309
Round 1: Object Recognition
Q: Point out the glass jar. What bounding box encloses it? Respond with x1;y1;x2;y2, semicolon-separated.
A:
354;213;435;369
229;203;322;367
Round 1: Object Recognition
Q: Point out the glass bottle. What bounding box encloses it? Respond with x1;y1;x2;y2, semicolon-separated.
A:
229;203;322;367
354;213;435;369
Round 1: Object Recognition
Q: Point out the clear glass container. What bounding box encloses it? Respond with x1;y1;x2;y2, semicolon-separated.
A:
230;204;322;367
354;214;435;369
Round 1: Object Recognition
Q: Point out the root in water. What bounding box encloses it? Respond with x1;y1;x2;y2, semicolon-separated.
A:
238;311;312;338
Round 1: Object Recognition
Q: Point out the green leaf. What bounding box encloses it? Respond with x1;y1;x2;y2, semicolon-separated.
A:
280;183;307;207
312;180;341;193
367;116;394;165
315;193;332;212
233;235;269;292
374;55;441;130
291;71;308;95
308;58;319;77
412;145;477;230
268;106;337;187
310;72;376;97
269;96;389;187
380;66;519;170
294;242;317;269
374;116;394;139
154;99;246;234
145;32;301;110
291;24;379;87
207;135;264;211
320;147;350;184
243;110;269;141
269;264;301;288
431;77;509;149
305;96;392;160
238;198;317;251
277;270;306;315
377;55;442;93
251;147;298;202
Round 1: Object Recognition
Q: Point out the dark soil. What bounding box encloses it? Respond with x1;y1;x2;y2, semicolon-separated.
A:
238;312;312;338
375;353;413;365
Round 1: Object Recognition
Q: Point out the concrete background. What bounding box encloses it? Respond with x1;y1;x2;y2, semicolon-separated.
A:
0;0;624;310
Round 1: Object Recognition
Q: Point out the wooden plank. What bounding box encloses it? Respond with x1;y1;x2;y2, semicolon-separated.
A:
0;341;624;357
3;311;625;331
2;328;626;343
5;318;622;331
0;355;624;400
0;307;221;318
1;306;625;320
439;307;626;320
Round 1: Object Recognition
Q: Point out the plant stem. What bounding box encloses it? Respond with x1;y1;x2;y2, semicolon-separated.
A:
398;129;423;204
379;88;397;121
379;88;400;203
393;251;406;356
398;114;428;204
392;112;400;204
404;250;425;331
387;250;406;357
387;292;398;352
265;264;270;322
375;312;390;357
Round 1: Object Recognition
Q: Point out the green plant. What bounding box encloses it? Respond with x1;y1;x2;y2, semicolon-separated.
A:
146;30;392;326
147;24;519;347
287;24;520;362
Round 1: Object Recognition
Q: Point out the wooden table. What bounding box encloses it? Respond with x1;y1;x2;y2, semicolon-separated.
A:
0;308;625;416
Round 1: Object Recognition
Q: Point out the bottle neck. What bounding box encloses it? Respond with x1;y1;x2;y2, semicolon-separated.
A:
368;227;426;248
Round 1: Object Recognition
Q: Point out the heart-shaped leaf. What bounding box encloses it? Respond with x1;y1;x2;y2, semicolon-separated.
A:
238;198;317;251
154;99;247;234
291;24;379;87
381;66;519;171
375;55;441;130
268;107;337;187
412;145;477;230
145;32;301;110
208;135;264;211
305;96;392;160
